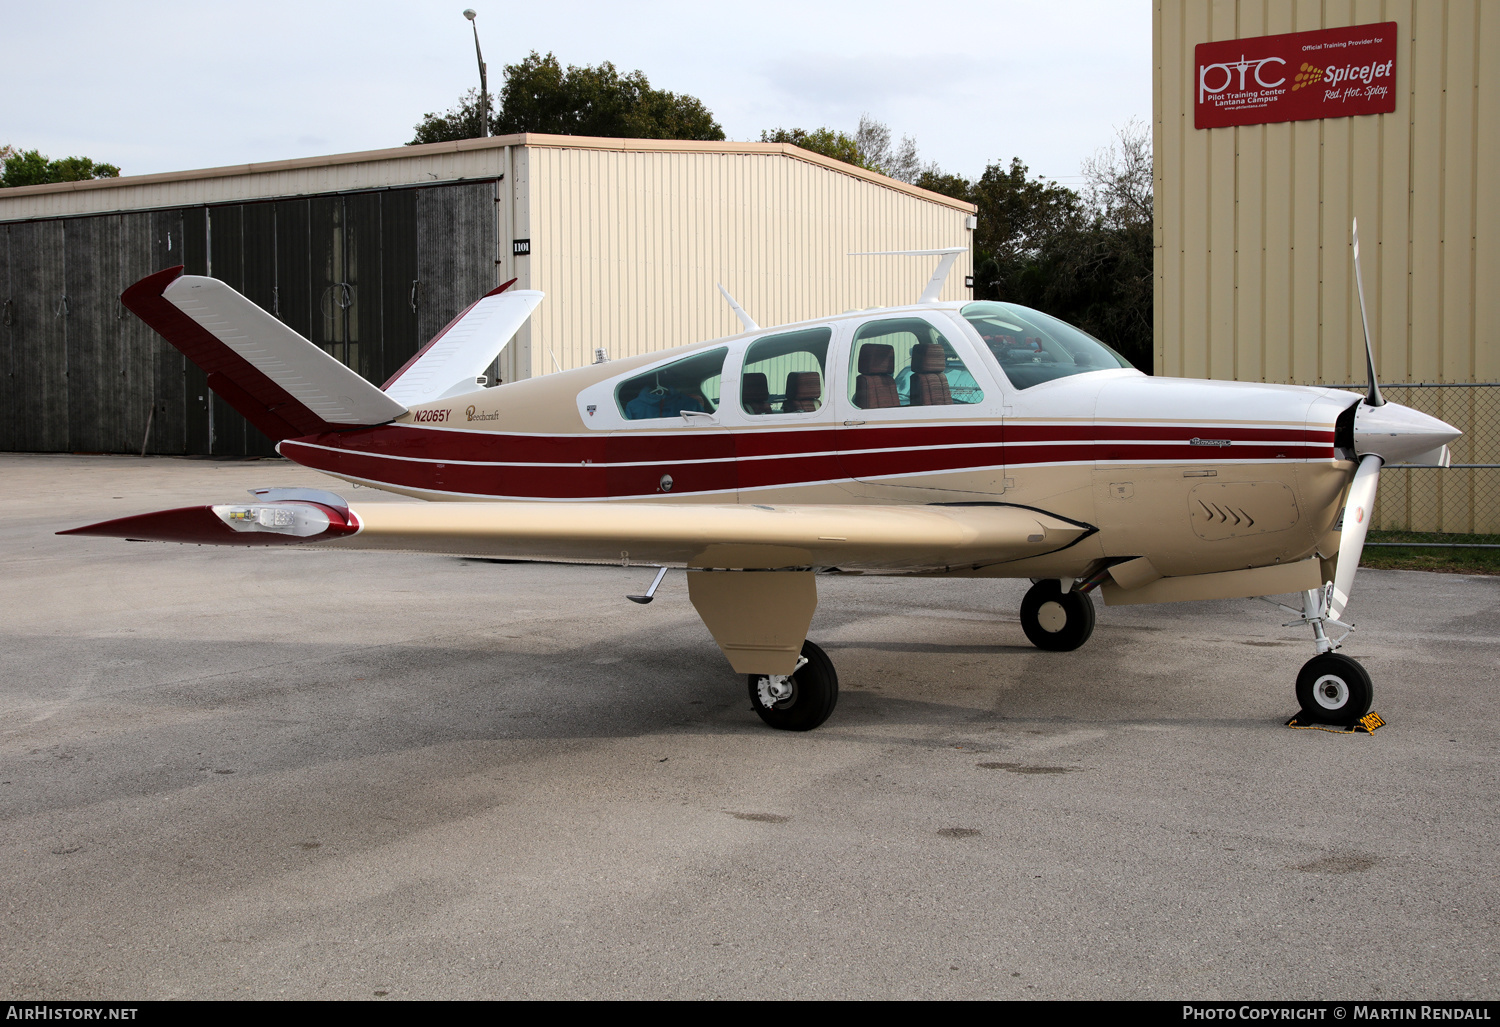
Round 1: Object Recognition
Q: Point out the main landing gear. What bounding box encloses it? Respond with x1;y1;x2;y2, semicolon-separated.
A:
748;639;839;731
1019;580;1097;651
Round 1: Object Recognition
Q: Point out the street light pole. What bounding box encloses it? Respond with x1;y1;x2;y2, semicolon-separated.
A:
463;9;489;137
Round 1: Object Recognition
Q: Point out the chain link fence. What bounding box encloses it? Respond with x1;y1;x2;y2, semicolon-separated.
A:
1330;383;1499;536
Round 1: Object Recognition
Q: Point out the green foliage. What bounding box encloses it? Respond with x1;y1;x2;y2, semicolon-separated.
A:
409;88;492;145
0;148;120;188
759;127;862;166
496;52;723;139
410;52;724;144
761;116;926;183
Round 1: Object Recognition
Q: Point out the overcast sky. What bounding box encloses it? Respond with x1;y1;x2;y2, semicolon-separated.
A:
1;0;1151;187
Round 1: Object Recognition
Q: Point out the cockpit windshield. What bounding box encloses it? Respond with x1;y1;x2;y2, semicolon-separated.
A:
961;301;1133;390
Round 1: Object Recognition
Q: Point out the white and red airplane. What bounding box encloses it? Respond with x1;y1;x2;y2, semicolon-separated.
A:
65;230;1460;732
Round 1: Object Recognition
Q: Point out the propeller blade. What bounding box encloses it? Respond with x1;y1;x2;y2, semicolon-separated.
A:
1328;454;1383;621
1351;218;1385;407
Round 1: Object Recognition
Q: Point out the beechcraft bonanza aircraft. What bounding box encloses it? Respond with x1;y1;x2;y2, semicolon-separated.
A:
65;227;1460;732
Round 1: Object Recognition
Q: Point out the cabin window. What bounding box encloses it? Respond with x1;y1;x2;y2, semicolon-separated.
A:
962;301;1132;390
846;317;983;409
615;347;728;421
740;327;832;415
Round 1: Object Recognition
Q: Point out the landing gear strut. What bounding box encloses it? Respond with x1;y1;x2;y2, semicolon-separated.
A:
1019;580;1096;651
1265;586;1375;725
747;639;838;731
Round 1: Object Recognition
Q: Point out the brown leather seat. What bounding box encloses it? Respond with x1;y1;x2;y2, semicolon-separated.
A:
853;343;900;409
741;372;773;415
782;371;822;413
909;343;953;406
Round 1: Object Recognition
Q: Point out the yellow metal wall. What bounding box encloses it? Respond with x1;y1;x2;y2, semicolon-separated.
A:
522;142;975;375
1154;0;1499;530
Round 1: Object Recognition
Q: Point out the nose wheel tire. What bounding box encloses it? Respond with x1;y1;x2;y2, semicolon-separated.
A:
1295;652;1373;726
747;639;838;732
1019;580;1096;651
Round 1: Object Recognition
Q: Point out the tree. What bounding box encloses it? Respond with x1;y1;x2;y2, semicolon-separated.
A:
409;88;492;145
759;126;861;166
1040;120;1154;370
1;148;120;188
409;52;724;144
761;115;935;185
854;115;922;183
1081;118;1153;230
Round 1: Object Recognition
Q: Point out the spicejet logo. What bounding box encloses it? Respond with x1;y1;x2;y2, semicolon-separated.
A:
1292;62;1325;91
1198;54;1287;103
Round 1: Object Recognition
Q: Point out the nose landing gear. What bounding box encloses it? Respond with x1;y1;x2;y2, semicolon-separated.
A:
1295;652;1374;725
1264;585;1374;726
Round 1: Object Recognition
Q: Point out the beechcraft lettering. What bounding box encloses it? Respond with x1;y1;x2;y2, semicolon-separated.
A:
64;233;1460;734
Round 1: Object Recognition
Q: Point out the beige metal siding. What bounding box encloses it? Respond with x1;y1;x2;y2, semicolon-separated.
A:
1154;0;1498;530
523;143;974;375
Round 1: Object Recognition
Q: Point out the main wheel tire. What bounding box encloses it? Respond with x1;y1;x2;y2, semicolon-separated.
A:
1295;653;1373;726
1019;580;1096;651
747;639;838;732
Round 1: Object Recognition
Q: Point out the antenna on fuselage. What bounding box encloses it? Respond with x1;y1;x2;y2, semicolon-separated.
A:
1351;219;1385;408
716;283;759;331
849;247;967;305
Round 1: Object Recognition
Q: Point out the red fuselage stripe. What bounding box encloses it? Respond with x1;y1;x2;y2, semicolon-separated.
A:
280;422;1335;498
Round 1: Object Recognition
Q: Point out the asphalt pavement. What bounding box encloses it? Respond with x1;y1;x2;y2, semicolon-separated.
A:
1;453;1495;1000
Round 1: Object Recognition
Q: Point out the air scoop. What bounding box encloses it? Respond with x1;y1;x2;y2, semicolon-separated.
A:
1353;401;1460;466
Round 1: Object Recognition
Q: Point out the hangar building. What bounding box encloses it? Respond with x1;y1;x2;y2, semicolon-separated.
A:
0;134;975;457
1153;0;1497;532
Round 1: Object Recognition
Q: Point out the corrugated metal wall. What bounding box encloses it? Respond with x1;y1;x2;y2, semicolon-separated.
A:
0;182;495;456
525;145;975;374
1154;0;1499;530
0;212;198;456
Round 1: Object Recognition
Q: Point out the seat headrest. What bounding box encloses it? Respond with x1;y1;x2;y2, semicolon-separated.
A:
858;343;895;376
785;371;822;400
911;342;947;374
742;372;769;402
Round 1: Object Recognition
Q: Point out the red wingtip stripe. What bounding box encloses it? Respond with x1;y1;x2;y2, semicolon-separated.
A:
484;277;519;298
59;504;357;546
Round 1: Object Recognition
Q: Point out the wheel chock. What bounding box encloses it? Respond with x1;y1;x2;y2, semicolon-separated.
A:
1284;711;1386;734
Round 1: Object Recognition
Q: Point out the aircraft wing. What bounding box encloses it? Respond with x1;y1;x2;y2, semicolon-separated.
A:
61;499;1093;572
382;283;544;404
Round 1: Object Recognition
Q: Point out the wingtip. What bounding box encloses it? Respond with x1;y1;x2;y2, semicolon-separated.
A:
120;265;186;309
